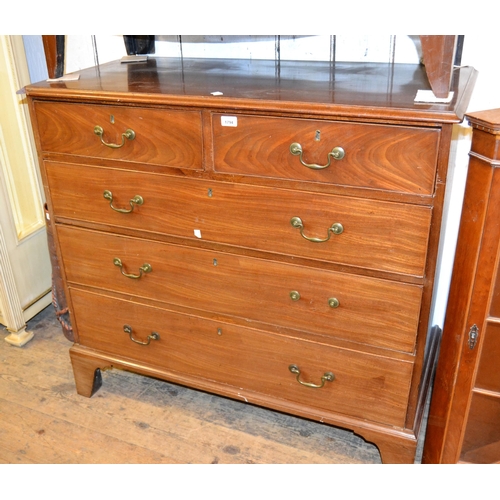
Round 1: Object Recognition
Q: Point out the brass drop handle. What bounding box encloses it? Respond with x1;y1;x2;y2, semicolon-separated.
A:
288;364;335;389
291;216;344;243
103;190;143;213
114;257;152;279
123;325;159;346
289;142;345;170
94;125;135;149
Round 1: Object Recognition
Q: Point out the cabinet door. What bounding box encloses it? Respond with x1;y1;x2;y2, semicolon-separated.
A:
460;272;500;464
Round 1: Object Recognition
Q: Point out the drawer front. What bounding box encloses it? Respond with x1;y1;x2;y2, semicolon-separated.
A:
213;114;440;195
58;226;422;353
70;289;413;427
34;101;203;169
46;162;432;276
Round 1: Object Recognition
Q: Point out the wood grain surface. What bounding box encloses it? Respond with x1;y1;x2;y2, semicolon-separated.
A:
213;114;440;195
46;162;432;278
68;288;413;427
57;225;423;353
35;101;203;169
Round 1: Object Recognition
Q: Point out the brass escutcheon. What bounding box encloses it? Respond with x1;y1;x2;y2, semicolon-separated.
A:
468;324;479;350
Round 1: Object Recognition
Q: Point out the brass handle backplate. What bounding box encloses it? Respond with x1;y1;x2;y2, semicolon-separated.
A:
291;216;343;243
123;325;159;346
103;190;143;214
328;298;340;308
288;364;335;389
289;142;345;170
114;257;152;279
290;292;340;309
94;125;135;149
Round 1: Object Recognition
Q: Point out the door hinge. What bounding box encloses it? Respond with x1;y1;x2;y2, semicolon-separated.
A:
468;324;479;350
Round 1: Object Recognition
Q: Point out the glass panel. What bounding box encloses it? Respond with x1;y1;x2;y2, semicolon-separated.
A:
489;258;500;318
476;322;500;393
460;392;500;463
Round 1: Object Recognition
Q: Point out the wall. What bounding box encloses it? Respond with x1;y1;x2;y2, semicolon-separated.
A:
62;35;423;74
24;35;500;329
429;36;500;328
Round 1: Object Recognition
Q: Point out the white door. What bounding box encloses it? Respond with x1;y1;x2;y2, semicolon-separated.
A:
0;35;51;346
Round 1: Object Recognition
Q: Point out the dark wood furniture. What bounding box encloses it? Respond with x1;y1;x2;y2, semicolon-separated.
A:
423;109;500;464
25;57;476;463
41;35;65;79
419;35;458;98
41;35;459;97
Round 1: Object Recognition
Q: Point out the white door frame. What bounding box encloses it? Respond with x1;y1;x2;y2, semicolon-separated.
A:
0;35;52;346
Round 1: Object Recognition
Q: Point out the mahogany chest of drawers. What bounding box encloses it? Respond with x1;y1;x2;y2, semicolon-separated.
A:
25;57;476;463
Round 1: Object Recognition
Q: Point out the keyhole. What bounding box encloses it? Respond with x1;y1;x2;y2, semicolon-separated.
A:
110;115;115;124
315;130;321;141
208;188;213;198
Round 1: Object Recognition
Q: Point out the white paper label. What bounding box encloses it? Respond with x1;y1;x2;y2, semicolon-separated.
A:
221;116;238;127
194;229;202;239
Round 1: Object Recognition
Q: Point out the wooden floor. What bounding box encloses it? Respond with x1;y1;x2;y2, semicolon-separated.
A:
0;305;426;464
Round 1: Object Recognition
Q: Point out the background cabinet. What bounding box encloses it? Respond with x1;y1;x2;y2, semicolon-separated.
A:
423;108;500;464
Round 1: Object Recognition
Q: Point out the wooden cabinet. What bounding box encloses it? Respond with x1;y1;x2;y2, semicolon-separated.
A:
25;57;476;463
423;109;500;464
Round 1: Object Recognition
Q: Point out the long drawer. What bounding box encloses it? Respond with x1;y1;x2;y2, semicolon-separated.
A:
57;226;422;353
70;288;413;427
213;114;440;195
46;162;432;277
34;101;203;169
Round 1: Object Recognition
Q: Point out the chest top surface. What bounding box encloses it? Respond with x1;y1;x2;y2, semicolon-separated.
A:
25;57;476;124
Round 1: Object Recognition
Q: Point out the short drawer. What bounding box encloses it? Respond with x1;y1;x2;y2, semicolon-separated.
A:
213;114;440;195
58;226;422;353
34;101;203;169
46;162;432;277
70;288;413;427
